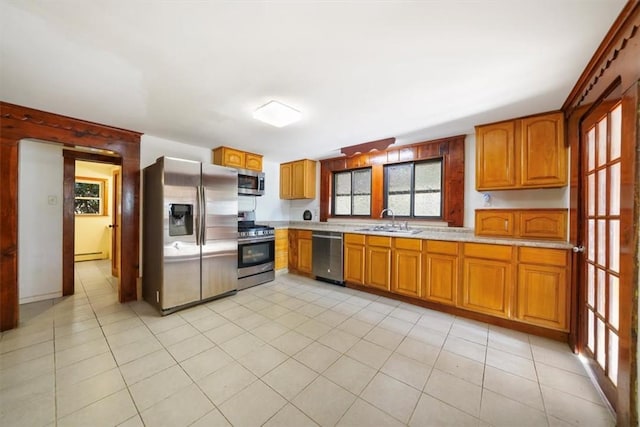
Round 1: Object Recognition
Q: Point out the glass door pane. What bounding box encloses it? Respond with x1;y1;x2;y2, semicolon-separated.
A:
581;101;622;394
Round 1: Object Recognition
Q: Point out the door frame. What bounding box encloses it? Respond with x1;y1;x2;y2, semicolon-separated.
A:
563;4;639;424
0;102;141;331
62;150;123;296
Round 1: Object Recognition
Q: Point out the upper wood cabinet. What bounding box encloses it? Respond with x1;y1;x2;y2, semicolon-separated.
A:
475;111;566;190
280;159;316;199
475;209;567;241
212;146;263;172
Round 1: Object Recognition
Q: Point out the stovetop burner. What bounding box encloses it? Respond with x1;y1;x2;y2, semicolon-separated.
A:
238;220;275;238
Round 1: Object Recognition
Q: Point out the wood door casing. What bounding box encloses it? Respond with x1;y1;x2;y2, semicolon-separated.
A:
0;102;141;331
112;168;121;278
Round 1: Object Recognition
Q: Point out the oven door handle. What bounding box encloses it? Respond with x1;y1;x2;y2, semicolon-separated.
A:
238;235;275;244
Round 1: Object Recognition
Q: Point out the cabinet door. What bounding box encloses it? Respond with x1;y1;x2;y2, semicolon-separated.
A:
520;113;566;187
222;148;245;169
423;253;458;305
476;121;517;190
288;229;298;270
291;161;306;198
461;258;512;318
297;237;313;274
275;229;288;270
392;248;422;298
245;153;263;172
518;210;567;241
366;246;391;291
516;263;567;330
475;210;515;237
344;243;365;285
280;163;292;199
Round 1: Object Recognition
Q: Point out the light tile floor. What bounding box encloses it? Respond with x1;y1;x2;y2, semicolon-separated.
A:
0;260;615;426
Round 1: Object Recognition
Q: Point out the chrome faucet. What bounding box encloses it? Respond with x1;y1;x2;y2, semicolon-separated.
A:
380;208;395;228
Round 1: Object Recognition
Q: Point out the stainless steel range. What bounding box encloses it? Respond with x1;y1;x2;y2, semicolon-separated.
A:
237;219;275;290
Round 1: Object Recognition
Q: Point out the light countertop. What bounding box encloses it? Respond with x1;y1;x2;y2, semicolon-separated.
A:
265;220;573;250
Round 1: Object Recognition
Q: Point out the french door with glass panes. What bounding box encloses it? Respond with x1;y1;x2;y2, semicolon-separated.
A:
580;101;622;406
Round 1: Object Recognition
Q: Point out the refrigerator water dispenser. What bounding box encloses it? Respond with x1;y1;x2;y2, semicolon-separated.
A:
169;203;193;236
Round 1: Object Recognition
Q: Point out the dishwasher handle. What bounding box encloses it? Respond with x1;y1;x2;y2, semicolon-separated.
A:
312;233;343;240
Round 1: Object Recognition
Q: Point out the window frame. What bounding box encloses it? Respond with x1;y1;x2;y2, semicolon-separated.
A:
74;177;107;216
331;167;372;217
383;158;444;219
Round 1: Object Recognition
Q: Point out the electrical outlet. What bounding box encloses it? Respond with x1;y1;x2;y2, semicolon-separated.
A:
47;195;57;205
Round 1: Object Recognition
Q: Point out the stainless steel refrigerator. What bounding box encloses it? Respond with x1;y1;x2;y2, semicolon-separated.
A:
142;157;238;314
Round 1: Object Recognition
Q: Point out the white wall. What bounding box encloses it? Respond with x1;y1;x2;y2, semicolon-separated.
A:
18;140;63;304
142;133;570;228
463;134;570;228
141;135;213;168
141;134;289;221
254;159;290;221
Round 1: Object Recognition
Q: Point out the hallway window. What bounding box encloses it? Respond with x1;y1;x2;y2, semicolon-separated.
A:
75;177;106;215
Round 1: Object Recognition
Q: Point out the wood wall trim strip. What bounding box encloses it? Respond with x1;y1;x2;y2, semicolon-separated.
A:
0;102;141;331
0;138;19;330
62;157;75;296
320;135;465;226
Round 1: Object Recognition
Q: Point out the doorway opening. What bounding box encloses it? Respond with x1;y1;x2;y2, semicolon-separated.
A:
73;160;122;293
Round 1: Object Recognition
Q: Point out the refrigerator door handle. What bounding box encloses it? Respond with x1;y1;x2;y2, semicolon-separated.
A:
200;185;206;246
195;185;201;246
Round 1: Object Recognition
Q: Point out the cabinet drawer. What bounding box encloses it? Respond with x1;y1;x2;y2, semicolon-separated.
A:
426;240;458;255
297;230;312;239
367;235;392;247
519;247;568;267
395;238;422;251
345;233;366;245
464;243;513;261
519;211;567;240
475;211;514;237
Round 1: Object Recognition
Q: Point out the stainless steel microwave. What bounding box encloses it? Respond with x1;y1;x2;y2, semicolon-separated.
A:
237;168;265;196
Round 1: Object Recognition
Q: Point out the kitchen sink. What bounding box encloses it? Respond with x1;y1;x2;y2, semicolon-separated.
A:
355;226;422;235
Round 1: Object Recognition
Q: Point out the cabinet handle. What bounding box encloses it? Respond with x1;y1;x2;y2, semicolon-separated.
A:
504;220;508;231
572;245;585;253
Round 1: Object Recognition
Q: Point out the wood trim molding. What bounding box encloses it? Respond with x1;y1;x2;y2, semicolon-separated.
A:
563;1;640;111
62;157;75;296
320;135;465;226
0;102;141;331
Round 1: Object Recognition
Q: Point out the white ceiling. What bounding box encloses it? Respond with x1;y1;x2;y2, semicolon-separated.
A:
0;1;626;162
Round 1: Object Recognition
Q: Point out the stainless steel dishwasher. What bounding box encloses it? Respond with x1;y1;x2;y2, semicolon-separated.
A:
312;231;344;285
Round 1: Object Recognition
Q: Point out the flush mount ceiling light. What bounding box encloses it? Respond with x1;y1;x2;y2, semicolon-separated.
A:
253;100;301;128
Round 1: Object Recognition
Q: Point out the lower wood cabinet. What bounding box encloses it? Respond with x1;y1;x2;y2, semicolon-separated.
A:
461;243;513;319
516;247;568;330
344;234;365;285
392;238;422;298
365;236;392;291
288;229;313;275
423;240;459;306
275;229;288;270
334;232;572;334
297;230;313;274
